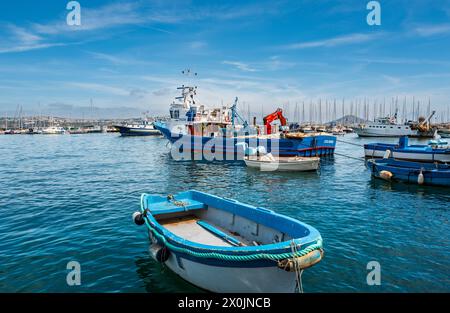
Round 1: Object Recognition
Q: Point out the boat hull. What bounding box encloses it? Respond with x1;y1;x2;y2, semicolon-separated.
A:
153;246;301;292
364;144;450;163
154;122;336;161
244;157;319;171
367;159;450;187
115;126;161;136
355;127;416;137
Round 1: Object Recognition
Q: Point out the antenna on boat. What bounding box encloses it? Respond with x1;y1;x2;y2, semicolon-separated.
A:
230;97;249;129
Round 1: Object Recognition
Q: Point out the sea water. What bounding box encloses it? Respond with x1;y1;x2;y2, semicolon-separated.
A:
0;133;448;292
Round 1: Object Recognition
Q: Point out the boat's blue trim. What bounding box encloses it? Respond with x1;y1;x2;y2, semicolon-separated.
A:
365;136;450;158
154;121;336;158
141;190;321;254
367;158;450;187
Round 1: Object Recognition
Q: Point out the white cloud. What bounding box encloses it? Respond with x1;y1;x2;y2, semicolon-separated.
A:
0;42;68;54
283;33;380;49
414;24;450;36
0;24;68;54
222;61;258;72
32;2;144;35
65;82;131;96
189;41;208;50
7;25;42;44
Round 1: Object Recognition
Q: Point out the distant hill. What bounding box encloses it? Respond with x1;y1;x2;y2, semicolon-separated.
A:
326;115;366;126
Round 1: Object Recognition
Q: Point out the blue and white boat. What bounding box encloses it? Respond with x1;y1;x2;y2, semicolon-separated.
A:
364;136;450;163
154;85;336;161
367;158;450;187
133;190;324;293
354;109;417;137
114;120;160;136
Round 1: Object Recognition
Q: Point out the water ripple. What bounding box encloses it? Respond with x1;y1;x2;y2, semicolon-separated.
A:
0;134;449;292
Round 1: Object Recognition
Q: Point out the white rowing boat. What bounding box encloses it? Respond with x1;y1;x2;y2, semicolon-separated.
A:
133;190;324;292
244;154;320;172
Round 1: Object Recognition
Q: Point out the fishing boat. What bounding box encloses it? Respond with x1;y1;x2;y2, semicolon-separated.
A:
154;85;336;161
133;190;324;292
354;109;417;137
114;121;160;136
364;136;450;163
367;158;450;187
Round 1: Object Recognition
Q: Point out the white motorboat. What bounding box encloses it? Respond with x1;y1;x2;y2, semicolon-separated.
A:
41;126;66;135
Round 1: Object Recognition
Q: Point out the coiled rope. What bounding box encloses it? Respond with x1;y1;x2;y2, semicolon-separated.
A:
140;194;323;262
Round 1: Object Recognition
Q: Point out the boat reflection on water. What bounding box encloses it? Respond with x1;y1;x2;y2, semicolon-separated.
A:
134;255;201;293
367;175;450;199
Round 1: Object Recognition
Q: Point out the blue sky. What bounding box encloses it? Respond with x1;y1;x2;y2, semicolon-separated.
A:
0;0;450;120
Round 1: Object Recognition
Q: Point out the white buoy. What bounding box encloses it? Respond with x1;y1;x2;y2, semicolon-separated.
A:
383;149;391;159
418;170;424;185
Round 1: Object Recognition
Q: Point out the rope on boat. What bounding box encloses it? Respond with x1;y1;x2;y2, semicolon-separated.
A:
167;194;188;207
333;152;366;162
140;195;323;262
335;138;365;147
291;241;304;293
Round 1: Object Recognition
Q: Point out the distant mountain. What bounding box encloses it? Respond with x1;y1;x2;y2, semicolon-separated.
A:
326;115;366;126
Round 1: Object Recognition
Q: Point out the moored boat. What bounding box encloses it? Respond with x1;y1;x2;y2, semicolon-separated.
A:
367;158;450;187
438;129;450;138
364;136;450;163
41;126;66;135
133;190;324;293
154;86;336;161
244;154;320;172
114;121;161;136
354;110;417;137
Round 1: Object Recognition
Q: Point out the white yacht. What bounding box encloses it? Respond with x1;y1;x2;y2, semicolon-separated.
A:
354;110;417;137
41;126;66;135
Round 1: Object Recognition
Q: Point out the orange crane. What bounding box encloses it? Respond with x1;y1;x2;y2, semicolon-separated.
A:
263;108;287;135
